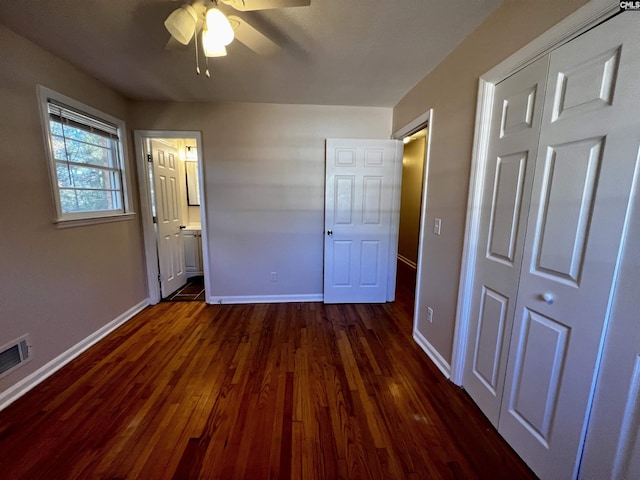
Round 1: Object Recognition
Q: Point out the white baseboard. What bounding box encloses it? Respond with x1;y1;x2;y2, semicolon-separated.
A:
208;294;323;305
0;299;149;411
397;254;417;269
413;329;451;379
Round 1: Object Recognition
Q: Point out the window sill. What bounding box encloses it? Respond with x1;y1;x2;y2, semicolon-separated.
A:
54;212;136;229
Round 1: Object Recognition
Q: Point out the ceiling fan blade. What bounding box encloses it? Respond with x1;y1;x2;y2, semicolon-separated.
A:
228;15;280;55
221;0;310;12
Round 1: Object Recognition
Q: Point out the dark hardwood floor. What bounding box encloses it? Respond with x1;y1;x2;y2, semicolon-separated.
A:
164;276;206;302
0;264;536;479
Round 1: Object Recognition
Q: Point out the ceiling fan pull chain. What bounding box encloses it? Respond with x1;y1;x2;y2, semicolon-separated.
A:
195;30;201;75
205;55;211;78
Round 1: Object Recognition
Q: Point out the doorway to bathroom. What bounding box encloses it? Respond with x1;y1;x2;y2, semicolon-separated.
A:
134;131;210;304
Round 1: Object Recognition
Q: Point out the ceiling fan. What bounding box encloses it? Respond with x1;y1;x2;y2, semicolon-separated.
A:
165;0;310;76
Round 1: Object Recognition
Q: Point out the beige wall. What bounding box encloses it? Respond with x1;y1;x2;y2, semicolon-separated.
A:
0;25;148;394
393;0;589;364
398;137;425;265
129;101;392;299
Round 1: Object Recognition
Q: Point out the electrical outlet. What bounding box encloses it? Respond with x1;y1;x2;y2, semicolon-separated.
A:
271;272;277;282
433;218;441;235
427;307;434;323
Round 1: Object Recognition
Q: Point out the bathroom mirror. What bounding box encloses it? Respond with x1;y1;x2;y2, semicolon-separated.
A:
185;161;200;206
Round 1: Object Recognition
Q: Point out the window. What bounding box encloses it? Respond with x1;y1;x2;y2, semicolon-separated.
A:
38;86;133;226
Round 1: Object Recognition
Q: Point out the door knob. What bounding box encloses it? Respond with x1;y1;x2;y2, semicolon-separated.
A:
327;230;333;236
179;225;186;230
541;293;554;305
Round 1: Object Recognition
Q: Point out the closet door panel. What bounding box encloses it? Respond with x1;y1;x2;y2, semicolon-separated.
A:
462;57;549;426
533;138;602;283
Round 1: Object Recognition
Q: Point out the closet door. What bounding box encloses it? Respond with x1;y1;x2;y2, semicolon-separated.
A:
498;13;640;479
463;57;548;425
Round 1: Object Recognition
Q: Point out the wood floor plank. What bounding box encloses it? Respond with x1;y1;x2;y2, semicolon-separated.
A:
0;266;537;479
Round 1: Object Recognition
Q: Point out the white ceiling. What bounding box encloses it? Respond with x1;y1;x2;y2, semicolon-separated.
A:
0;0;501;107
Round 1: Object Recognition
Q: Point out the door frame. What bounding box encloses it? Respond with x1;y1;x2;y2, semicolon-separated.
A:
392;110;445;372
134;130;210;304
450;1;620;386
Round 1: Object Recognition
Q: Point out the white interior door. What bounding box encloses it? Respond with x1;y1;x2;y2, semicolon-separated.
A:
497;13;640;479
151;139;187;298
463;56;548;426
324;139;401;303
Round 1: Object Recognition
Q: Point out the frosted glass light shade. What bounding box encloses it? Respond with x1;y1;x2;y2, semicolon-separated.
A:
205;8;234;46
164;5;198;45
203;30;228;57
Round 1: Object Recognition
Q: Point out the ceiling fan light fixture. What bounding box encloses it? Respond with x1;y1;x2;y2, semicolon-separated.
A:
202;29;228;57
164;4;198;45
205;8;235;46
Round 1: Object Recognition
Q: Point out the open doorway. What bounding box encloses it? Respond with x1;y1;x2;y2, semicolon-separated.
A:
134;131;209;304
393;110;433;336
397;128;427;293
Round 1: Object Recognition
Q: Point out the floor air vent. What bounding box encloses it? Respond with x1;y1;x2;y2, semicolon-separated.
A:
0;335;31;379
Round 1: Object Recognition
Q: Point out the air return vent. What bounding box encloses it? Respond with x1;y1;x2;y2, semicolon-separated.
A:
0;335;31;379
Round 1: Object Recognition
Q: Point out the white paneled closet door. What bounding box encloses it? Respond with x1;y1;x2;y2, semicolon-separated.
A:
463;56;549;426
498;13;640;479
463;12;640;480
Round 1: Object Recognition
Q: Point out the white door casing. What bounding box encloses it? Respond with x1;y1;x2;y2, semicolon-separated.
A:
151;139;187;298
463;56;549;426
498;13;640;479
324;139;401;303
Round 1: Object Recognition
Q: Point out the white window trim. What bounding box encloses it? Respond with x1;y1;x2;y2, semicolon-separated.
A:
36;85;135;227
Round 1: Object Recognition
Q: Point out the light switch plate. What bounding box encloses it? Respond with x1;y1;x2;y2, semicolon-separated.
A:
433;218;441;235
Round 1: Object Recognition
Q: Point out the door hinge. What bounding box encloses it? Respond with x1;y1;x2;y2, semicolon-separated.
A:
153;216;157;224
147;154;153;163
158;274;161;283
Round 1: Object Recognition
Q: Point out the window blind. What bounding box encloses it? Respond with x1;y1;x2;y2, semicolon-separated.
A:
47;100;119;140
